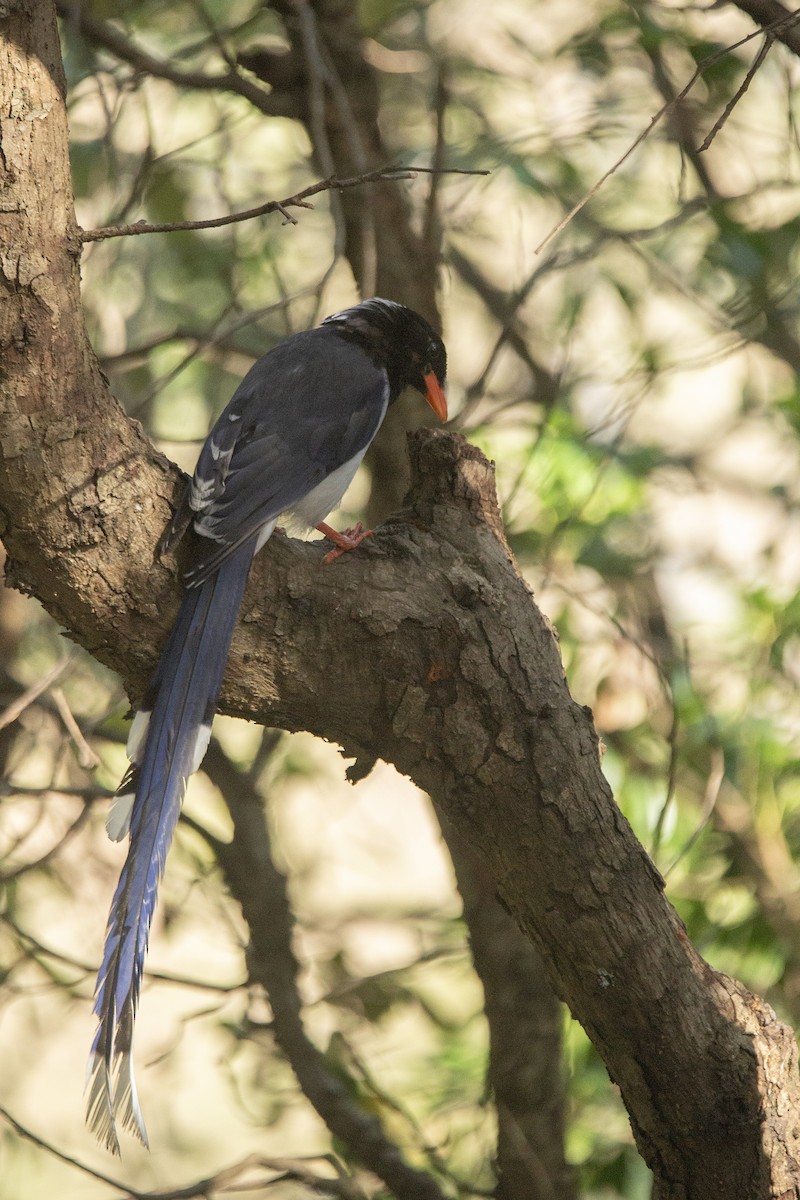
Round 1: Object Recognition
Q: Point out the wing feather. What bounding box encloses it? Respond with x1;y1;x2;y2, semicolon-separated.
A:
175;330;387;584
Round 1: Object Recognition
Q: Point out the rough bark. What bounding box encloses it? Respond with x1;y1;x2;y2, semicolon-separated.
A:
4;6;800;1199
0;4;177;658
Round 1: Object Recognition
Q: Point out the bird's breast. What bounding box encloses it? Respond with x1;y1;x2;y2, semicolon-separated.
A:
283;445;371;532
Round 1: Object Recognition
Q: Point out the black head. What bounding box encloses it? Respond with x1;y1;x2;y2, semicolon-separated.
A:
323;298;447;419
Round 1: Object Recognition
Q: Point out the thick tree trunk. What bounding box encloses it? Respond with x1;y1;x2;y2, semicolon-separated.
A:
0;5;177;647
3;6;800;1198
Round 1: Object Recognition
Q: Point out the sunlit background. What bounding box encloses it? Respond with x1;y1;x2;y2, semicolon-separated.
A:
3;1;800;1196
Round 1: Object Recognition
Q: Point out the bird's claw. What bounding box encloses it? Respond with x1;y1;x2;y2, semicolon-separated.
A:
318;521;375;564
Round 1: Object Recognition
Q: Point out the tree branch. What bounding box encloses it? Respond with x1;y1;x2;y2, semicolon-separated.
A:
727;0;800;57
55;0;291;117
79;166;488;243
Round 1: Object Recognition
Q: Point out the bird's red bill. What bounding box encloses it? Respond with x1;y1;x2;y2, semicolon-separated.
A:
424;370;448;422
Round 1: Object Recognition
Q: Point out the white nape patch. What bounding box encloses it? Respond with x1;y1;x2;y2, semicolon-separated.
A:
106;792;135;842
191;722;212;774
126;709;150;763
228;412;241;421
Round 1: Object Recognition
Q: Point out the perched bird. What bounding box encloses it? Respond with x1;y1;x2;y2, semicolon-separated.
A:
87;298;448;1153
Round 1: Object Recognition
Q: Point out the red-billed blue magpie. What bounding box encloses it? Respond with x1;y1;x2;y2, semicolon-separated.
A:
87;299;447;1153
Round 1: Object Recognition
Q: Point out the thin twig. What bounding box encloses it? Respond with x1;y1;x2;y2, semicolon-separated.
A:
0;1106;126;1193
422;62;449;262
652;686;681;858
535;12;800;254
214;1153;365;1198
728;0;800;56
0;657;72;732
0;1107;360;1200
293;0;380;294
1;911;244;994
51;686;101;769
697;34;773;152
102;289;318;388
664;747;725;877
1;802;93;883
291;0;349;267
79;165;488;243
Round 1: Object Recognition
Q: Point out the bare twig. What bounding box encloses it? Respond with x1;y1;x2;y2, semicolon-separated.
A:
0;1106;125;1193
0;1105;361;1199
291;0;349;267
1;912;243;995
697;34;773;152
0;784;108;800
79;165;488;244
652;683;681;858
212;1154;365;1198
664;747;726;878
299;0;379;293
51;686;101;769
0;802;93;883
422;62;449;263
103;290;319;415
447;244;562;427
642;36;719;200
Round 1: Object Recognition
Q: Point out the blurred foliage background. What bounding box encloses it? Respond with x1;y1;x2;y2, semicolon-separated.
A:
3;1;800;1196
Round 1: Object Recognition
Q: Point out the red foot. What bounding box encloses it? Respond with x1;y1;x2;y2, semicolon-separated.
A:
317;521;375;564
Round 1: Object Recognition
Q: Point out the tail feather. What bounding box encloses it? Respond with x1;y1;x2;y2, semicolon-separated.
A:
87;538;257;1152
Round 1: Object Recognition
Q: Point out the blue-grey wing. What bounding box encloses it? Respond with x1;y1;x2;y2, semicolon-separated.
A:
164;329;388;584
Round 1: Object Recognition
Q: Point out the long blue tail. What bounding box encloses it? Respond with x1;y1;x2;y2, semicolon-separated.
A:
87;538;257;1154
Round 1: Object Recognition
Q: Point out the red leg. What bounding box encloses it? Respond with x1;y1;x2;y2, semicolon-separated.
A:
317;521;375;564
